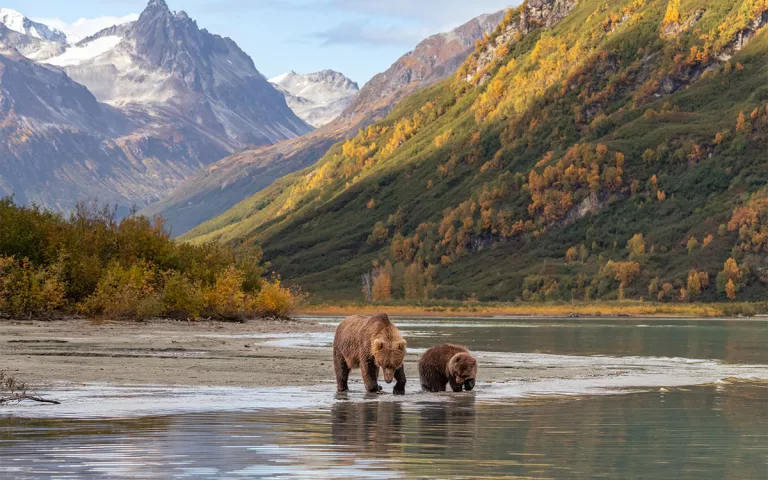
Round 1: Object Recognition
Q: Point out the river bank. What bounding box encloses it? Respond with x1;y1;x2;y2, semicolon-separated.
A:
297;301;768;318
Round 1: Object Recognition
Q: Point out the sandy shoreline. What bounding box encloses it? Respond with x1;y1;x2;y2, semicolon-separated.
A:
0;317;583;391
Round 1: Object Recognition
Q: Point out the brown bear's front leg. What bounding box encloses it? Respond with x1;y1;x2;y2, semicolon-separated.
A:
393;366;406;395
362;359;382;393
449;377;463;393
334;349;350;392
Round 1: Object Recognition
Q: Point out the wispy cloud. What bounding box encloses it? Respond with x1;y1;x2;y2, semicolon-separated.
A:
34;14;139;43
315;0;514;24
309;21;430;47
202;0;516;46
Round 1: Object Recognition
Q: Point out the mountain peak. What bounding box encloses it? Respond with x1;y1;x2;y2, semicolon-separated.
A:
146;0;170;10
0;8;67;43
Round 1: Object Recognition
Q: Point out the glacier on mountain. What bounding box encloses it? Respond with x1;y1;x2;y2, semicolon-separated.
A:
270;70;359;127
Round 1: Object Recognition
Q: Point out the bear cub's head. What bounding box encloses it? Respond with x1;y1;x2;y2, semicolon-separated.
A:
448;352;478;391
372;338;407;383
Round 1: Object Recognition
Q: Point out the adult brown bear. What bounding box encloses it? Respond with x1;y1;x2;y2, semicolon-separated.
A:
419;344;477;392
333;313;407;395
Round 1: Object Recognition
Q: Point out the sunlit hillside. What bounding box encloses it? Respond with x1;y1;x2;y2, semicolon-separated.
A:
184;0;768;303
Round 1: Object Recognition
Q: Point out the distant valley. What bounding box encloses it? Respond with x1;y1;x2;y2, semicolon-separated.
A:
144;9;505;234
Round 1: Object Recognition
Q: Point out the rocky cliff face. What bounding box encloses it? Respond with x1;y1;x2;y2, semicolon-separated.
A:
0;0;311;214
145;9;506;235
270;70;359;127
465;0;578;84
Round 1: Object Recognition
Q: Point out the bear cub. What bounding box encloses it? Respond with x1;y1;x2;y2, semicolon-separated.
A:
419;344;477;392
333;313;407;395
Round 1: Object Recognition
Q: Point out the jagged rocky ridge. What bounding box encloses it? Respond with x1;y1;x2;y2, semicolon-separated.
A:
0;0;310;213
145;9;506;235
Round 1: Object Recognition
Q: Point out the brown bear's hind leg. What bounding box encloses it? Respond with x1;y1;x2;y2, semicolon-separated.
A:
334;349;350;392
393;366;406;395
362;359;382;393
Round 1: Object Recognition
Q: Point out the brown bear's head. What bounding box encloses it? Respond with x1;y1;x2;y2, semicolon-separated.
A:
448;352;477;389
372;338;407;383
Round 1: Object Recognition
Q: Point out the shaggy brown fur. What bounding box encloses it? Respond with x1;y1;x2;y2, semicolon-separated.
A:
333;313;407;395
418;344;477;393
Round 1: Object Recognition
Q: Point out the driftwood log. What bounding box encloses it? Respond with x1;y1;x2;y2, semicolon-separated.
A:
0;371;60;405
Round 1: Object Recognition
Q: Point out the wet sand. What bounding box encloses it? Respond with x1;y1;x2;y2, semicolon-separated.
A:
0;318;337;389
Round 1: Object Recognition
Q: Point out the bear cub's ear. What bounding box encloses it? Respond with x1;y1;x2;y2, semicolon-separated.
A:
373;339;385;351
395;339;407;350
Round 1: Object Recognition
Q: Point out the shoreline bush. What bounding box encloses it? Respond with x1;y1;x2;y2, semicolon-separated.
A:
0;198;301;320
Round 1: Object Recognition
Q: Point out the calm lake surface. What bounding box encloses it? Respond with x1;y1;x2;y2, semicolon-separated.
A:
2;317;767;479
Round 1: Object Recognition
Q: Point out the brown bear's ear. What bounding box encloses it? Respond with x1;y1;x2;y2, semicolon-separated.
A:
395;339;406;350
373;339;385;351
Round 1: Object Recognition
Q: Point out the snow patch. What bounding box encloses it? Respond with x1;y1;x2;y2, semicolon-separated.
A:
269;71;294;84
0;8;29;35
45;36;122;67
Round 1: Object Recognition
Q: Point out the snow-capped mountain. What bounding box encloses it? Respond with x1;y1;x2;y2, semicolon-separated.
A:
47;0;310;144
0;0;311;214
270;70;359;127
0;8;67;43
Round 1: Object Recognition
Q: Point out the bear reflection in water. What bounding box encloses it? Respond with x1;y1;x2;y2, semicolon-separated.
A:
415;396;478;453
330;396;477;454
331;400;404;453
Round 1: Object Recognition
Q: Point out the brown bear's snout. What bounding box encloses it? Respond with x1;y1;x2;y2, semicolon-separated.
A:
383;368;396;383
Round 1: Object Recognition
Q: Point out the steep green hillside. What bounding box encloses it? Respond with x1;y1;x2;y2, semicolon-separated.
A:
185;0;768;303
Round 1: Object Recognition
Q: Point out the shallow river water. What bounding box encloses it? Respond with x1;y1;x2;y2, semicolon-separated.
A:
2;317;768;479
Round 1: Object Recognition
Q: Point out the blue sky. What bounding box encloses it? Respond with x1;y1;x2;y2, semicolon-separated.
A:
6;0;518;84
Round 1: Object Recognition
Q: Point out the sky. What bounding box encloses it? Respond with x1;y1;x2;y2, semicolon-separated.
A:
3;0;519;84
